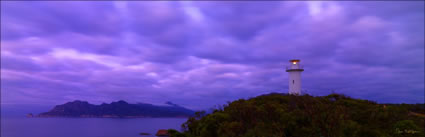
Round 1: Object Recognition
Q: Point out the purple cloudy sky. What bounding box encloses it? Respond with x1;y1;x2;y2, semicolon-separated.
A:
1;1;424;110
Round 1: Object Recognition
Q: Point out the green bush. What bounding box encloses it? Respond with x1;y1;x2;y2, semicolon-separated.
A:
178;93;425;137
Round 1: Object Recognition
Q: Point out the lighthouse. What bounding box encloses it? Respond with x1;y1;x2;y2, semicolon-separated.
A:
286;59;304;95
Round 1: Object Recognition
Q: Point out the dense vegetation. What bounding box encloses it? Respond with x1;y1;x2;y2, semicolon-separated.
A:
169;93;424;137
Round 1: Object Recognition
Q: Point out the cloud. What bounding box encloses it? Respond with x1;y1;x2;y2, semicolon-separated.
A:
1;1;424;110
49;48;123;69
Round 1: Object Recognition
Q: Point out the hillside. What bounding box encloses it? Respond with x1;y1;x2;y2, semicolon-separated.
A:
170;93;424;137
38;100;194;118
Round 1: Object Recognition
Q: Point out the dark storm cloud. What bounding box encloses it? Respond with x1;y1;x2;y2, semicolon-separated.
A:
1;1;423;110
1;1;121;40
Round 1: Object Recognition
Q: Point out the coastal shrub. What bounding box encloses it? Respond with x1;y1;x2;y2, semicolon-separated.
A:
177;93;424;137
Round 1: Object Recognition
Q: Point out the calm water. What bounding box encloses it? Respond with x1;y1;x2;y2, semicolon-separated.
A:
1;117;187;137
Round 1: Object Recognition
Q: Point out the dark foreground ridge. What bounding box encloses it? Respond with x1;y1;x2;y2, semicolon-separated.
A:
169;93;425;137
38;100;194;118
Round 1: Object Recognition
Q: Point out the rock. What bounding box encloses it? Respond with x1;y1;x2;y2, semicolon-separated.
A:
26;113;34;118
139;132;150;136
156;129;169;137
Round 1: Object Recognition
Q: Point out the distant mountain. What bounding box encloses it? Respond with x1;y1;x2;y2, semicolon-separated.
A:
38;100;194;118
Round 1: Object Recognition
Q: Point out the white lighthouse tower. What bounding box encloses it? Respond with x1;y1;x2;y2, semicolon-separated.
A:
286;59;304;95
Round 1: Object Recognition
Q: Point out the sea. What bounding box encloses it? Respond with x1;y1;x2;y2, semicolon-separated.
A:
1;116;187;137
